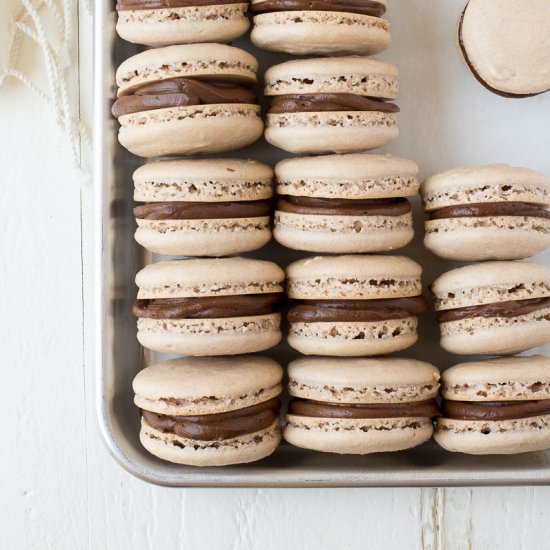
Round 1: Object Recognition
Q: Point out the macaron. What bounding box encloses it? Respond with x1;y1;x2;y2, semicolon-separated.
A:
133;159;274;257
134;355;283;466
286;255;426;356
458;0;550;97
284;357;440;454
431;261;550;355
435;356;550;455
264;57;399;154
116;0;249;47
274;154;419;253
421;164;550;261
133;257;285;355
112;44;263;157
250;0;390;56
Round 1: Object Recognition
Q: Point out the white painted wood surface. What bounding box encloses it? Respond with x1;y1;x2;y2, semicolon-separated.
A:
3;2;550;549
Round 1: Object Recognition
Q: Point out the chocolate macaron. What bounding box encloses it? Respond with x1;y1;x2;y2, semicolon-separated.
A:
286;255;427;356
133;258;285;355
134;356;283;466
421;165;550;261
431;261;550;355
284;357;440;454
113;44;263;157
116;0;250;46
458;0;550;98
435;356;550;455
250;0;390;56
264;57;399;154
274;154;419;253
133;159;274;257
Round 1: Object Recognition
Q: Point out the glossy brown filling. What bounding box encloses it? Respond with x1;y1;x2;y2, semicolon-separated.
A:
430;201;550;221
251;0;386;17
437;297;550;323
287;297;428;323
117;0;241;10
277;196;411;216
288;398;440;419
134;200;271;220
442;399;550;421
112;77;256;118
133;293;284;319
267;93;399;114
142;397;281;440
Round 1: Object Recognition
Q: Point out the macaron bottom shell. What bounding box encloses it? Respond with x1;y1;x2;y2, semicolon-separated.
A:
435;415;550;455
284;416;434;454
141;417;282;466
116;4;250;47
137;314;282;356
118;104;264;157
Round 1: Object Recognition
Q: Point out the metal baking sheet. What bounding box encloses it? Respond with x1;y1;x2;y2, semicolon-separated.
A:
94;0;550;486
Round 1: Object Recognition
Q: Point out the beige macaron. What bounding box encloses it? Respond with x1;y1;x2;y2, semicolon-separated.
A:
431;261;550;355
421;164;550;261
286;255;426;356
274;154;419;253
116;1;249;47
250;0;390;56
133;159;274;257
133;257;284;355
264;57;399;154
458;0;550;97
113;44;263;157
134;355;283;466
284;357;440;454
435;356;550;455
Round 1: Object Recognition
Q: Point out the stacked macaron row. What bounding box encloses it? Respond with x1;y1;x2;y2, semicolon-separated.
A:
420;164;550;455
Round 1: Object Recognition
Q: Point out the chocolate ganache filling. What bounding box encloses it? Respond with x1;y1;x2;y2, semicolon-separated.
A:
142;397;281;440
442;399;550;421
287;296;428;323
268;93;399;115
112;78;256;118
437;297;550;323
133;293;284;319
134;200;271;220
289;399;440;419
251;0;387;17
116;0;242;11
277;196;411;217
430;202;550;221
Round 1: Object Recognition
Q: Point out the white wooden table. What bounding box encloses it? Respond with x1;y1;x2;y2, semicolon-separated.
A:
3;3;550;548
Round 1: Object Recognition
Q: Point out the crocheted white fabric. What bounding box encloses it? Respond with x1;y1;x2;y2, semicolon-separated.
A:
0;0;91;170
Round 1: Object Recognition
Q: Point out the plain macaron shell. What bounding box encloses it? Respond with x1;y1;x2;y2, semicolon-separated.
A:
284;357;440;454
133;159;274;257
431;261;550;355
134;356;283;466
435;356;550;455
250;0;390;56
117;3;250;47
421;164;550;261
263;57;399;154
459;0;550;97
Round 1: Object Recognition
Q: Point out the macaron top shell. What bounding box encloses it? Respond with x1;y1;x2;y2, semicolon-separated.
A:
288;357;440;404
421;164;550;211
133;356;283;415
136;258;285;299
133;159;274;202
431;261;550;310
286;255;422;300
264;57;398;99
275;154;419;199
460;0;550;96
441;355;550;402
116;44;259;96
